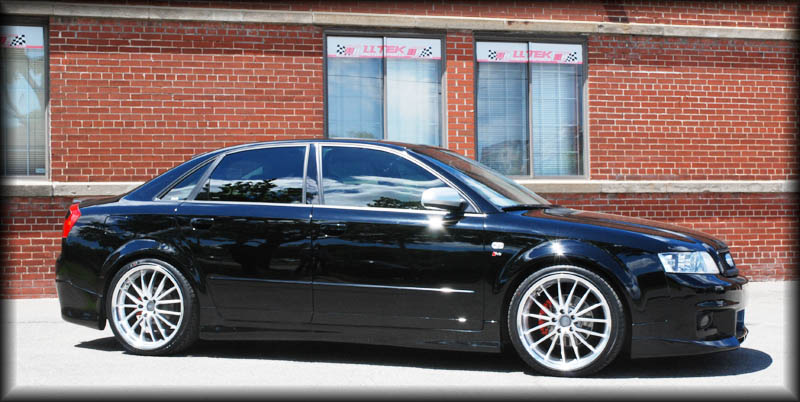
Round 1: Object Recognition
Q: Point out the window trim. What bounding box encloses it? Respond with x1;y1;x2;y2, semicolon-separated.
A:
316;142;481;213
473;34;590;180
322;29;448;148
1;17;50;179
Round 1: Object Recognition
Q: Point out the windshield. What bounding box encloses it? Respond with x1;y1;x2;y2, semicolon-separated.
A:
411;147;550;208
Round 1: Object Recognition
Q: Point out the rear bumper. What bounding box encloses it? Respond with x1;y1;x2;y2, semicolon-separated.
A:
631;273;747;359
55;278;105;330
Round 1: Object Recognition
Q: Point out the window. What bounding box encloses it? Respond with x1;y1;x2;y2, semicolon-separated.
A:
1;24;46;176
320;146;445;210
476;41;585;177
161;163;211;201
326;35;443;146
196;147;306;204
414;147;550;208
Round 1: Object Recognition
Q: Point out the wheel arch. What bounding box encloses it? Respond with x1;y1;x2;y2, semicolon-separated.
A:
495;239;637;350
98;239;202;323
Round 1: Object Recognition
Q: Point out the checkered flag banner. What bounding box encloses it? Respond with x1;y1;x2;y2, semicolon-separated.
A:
564;51;578;63
488;50;497;60
9;34;26;47
418;46;433;58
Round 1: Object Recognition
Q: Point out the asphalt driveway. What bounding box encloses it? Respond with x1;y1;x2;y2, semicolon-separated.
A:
2;281;795;400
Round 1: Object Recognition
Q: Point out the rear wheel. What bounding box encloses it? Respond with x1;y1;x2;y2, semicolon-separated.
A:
507;265;627;377
106;258;198;355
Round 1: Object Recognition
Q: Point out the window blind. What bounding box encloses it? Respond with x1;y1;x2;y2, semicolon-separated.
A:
2;25;46;176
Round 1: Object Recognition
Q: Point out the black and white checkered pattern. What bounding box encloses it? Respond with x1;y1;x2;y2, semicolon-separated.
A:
488;49;497;60
418;46;433;58
9;34;26;47
335;44;347;55
565;51;578;63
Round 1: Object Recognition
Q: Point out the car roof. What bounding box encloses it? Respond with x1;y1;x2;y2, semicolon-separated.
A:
191;138;450;159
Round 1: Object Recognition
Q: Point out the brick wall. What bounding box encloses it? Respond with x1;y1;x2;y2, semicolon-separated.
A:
48;18;799;182
49;17;324;182
588;35;798;181
445;30;475;158
0;197;73;298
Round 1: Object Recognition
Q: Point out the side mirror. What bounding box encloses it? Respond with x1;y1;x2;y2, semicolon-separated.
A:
421;187;467;213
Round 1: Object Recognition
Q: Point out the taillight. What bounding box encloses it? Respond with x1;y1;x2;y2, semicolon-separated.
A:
62;203;81;238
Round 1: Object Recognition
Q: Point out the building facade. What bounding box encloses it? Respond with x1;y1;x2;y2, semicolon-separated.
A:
1;1;797;298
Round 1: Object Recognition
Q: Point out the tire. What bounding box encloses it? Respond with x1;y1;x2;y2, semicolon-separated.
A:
106;258;199;355
507;265;627;377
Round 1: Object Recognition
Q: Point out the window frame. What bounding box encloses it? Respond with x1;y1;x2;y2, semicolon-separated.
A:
315;143;480;214
1;17;50;179
473;34;590;180
322;29;448;148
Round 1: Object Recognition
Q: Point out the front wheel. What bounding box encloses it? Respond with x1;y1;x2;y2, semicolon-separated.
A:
507;265;627;377
106;258;199;355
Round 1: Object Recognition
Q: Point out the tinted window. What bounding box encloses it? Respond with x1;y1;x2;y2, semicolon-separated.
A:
161;162;210;201
196;147;305;204
321;147;444;210
412;146;550;208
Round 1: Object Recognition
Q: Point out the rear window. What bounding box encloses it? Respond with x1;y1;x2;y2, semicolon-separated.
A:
161;163;210;201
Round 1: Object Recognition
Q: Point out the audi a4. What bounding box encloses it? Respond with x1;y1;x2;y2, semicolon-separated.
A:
56;139;748;376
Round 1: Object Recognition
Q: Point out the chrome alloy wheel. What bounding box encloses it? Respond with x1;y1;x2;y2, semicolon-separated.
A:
515;271;613;372
110;263;185;350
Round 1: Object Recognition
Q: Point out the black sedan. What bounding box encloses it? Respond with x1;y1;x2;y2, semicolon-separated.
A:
55;140;748;376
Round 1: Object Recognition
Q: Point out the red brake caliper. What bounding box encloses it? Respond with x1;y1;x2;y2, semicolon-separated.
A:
135;295;142;318
537;300;553;335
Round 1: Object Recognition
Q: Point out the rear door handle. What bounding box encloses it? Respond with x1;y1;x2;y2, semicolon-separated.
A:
190;217;214;230
319;222;347;236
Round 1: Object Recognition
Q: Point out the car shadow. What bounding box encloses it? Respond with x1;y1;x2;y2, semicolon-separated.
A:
597;348;773;378
76;337;772;378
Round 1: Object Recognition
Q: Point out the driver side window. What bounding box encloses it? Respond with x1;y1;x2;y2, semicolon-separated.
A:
320;146;445;210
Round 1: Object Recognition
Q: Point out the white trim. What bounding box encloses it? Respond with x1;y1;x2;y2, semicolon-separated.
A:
314;281;475;294
0;180;141;197
1;1;796;41
518;180;799;194
1;179;796;197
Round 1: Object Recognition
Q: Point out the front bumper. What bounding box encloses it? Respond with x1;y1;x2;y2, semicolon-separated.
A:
630;273;748;359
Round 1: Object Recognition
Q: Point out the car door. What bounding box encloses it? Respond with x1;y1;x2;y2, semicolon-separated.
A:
311;144;487;330
175;145;314;323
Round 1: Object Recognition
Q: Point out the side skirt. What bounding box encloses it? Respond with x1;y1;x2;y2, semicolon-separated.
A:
198;320;503;353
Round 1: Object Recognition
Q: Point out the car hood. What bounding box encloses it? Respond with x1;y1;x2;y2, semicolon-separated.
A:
521;207;728;250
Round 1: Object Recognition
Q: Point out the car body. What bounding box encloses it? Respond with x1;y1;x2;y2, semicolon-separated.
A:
55;139;748;376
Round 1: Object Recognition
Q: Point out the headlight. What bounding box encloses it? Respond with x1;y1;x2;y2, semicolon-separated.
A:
658;251;720;274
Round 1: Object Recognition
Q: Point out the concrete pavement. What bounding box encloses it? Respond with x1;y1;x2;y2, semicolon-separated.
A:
2;281;796;399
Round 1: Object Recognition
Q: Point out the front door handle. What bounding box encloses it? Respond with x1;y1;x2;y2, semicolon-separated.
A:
190;217;214;230
319;222;347;236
